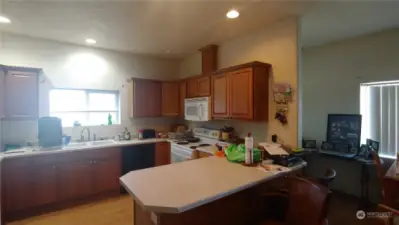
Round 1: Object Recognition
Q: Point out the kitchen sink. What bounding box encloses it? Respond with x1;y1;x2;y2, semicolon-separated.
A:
63;139;116;149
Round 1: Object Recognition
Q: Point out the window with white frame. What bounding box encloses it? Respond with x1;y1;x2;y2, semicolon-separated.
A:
49;89;120;127
360;81;399;158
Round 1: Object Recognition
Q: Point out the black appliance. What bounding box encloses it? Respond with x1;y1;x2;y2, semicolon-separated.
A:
38;117;63;148
271;155;301;167
122;144;155;175
142;129;156;139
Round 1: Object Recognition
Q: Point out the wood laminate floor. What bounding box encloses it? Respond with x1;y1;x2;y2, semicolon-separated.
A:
8;196;134;225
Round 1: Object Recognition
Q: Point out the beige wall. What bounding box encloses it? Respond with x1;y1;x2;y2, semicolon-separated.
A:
0;32;180;144
180;18;300;147
303;28;399;144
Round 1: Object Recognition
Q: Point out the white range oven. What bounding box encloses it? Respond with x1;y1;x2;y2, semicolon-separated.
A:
184;97;210;121
170;144;193;163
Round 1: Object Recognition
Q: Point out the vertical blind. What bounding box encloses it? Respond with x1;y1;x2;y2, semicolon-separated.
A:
360;81;399;158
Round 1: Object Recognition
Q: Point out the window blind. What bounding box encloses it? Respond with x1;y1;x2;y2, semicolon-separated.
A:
360;81;399;158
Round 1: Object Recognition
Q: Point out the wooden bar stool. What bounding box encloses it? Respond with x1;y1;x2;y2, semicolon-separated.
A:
258;176;331;225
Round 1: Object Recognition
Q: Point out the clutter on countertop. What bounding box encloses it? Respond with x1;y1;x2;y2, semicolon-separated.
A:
224;144;261;163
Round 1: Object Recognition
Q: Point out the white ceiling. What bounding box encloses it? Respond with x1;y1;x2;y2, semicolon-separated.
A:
0;0;399;57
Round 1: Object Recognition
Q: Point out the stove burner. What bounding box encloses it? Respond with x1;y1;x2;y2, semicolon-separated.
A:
190;146;197;149
198;144;211;147
176;141;189;145
186;137;200;143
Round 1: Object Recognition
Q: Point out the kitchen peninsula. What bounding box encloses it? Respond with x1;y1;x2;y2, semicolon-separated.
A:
120;157;306;225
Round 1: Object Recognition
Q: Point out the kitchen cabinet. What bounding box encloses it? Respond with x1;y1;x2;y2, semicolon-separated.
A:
179;81;186;116
5;70;39;119
2;147;122;217
92;148;121;194
211;74;229;118
0;69;5;119
3;158;32;213
186;78;198;98
211;62;270;121
199;45;218;74
58;160;93;201
161;82;179;116
155;142;171;166
186;76;210;98
197;76;210;96
30;155;58;207
229;68;253;120
130;79;161;117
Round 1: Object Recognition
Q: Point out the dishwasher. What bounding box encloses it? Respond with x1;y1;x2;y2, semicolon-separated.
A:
122;143;155;175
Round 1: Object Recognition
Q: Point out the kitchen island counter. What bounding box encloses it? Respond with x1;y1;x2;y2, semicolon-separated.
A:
120;157;306;214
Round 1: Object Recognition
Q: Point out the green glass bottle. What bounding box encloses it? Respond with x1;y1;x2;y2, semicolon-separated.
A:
108;113;112;125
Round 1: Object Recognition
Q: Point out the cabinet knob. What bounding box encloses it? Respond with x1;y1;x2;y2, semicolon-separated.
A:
52;165;56;169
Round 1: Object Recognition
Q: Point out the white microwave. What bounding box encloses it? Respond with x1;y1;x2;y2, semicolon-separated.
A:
184;97;210;121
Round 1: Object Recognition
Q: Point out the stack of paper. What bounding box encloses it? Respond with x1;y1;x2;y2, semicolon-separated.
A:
258;142;289;155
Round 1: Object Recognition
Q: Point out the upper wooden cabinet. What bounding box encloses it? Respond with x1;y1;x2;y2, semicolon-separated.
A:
186;75;210;98
211;62;270;121
199;45;218;74
211;74;229;118
186;78;198;98
4;70;39;119
161;82;179;116
129;79;161;118
229;68;253;120
197;76;210;96
179;81;186;116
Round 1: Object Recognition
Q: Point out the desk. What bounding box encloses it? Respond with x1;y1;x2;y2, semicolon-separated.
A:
384;160;399;208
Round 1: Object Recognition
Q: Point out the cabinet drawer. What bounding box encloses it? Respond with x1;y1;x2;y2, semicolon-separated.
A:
31;154;58;166
93;147;121;160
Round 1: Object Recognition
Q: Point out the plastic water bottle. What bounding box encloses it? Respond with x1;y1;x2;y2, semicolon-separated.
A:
245;133;254;164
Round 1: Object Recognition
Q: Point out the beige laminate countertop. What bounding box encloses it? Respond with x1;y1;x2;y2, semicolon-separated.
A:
120;157;306;214
0;138;169;160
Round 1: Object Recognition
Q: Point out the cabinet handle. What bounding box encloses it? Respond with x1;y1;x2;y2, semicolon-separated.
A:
93;160;97;164
89;160;93;164
52;166;56;169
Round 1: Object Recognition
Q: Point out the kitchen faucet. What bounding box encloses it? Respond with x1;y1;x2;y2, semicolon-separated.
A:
80;127;91;142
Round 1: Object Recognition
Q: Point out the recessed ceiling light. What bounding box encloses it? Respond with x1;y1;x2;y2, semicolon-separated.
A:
0;16;11;24
226;9;239;19
85;38;96;44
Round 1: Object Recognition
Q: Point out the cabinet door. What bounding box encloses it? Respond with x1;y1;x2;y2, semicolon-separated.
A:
155;142;171;166
91;148;121;194
211;74;229;118
147;81;162;117
58;160;93;201
186;78;198;98
132;80;161;117
229;69;253;120
161;82;179;116
197;76;210;97
0;70;5;119
132;80;149;117
30;164;58;207
5;70;38;119
92;158;121;194
179;81;186;116
3;158;32;213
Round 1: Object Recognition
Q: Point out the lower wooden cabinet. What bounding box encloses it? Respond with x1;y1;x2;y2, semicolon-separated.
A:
30;163;58;206
3;158;32;213
58;160;94;201
155;142;171;166
2;147;122;216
